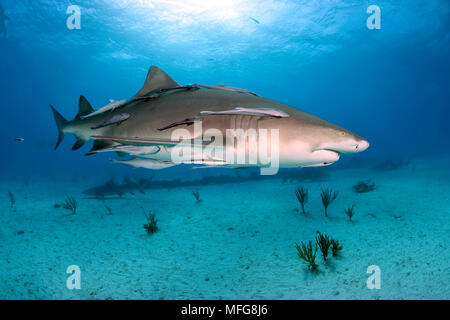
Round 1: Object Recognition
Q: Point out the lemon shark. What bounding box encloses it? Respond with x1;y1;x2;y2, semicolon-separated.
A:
50;66;369;174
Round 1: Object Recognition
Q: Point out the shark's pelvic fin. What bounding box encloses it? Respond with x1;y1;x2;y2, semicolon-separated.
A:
75;95;94;120
133;66;180;98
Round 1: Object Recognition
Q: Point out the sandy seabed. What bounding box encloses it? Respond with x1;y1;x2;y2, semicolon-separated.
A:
1;161;449;300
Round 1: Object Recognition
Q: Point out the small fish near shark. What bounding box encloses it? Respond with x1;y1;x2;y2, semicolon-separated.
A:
110;158;177;170
91;113;130;129
81;99;127;119
50;65;369;174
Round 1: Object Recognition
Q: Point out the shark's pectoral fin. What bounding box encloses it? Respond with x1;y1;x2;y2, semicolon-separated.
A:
133;66;180;98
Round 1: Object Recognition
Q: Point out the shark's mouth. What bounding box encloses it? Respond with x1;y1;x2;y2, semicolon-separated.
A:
316;149;341;161
317;138;370;154
298;149;340;168
321;148;344;155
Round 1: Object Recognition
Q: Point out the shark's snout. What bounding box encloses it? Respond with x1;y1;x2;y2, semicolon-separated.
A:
355;139;370;152
317;136;370;155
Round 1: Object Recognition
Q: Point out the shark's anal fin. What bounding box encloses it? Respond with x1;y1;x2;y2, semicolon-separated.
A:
72;139;87;151
85;139;114;156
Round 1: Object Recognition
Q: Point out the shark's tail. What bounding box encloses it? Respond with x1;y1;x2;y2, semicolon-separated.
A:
50;104;67;150
50;96;95;150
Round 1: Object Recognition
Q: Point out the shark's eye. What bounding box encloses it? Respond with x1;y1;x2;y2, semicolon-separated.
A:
340;131;346;136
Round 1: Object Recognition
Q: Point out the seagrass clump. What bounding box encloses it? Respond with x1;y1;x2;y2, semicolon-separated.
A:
295;240;318;272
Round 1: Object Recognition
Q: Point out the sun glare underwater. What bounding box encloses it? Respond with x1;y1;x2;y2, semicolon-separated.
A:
0;0;449;300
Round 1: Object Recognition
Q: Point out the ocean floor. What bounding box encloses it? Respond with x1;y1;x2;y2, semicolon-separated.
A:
1;161;449;299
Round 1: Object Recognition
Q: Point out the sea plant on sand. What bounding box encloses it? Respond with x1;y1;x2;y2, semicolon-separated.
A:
344;205;356;221
143;212;159;235
192;189;201;202
295;241;318;272
330;238;343;257
295;187;308;214
320;188;338;217
315;231;332;261
62;195;77;215
8;190;15;211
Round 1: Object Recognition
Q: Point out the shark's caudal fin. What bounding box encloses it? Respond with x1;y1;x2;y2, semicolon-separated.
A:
49;104;67;150
133;66;179;98
50;96;94;150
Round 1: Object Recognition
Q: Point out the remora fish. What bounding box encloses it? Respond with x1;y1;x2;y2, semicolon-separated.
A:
91;113;130;129
191;84;258;96
50;65;369;170
81;99;127;119
110;158;177;170
86;145;160;156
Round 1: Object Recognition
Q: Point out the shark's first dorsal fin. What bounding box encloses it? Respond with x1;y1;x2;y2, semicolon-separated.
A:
133;66;179;98
76;95;94;120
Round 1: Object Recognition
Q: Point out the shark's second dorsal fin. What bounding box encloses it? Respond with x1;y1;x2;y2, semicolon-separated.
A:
76;95;94;120
133;66;179;98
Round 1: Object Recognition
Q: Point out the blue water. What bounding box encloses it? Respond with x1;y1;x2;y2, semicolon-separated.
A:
0;0;449;299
